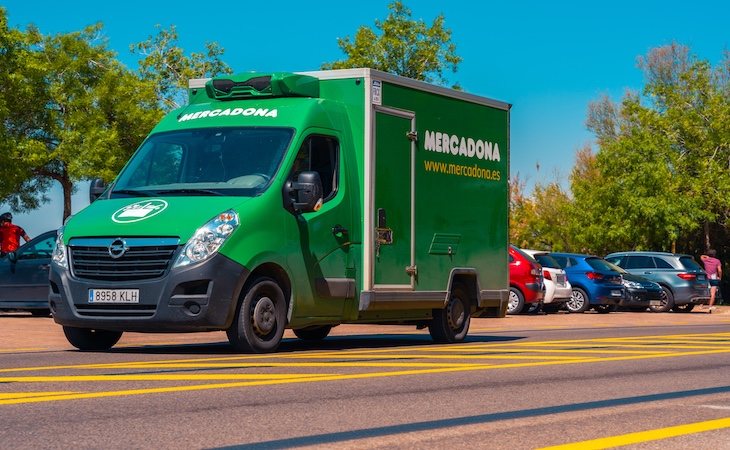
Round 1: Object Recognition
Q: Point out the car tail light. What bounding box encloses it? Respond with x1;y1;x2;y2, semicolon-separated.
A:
530;265;541;277
677;273;697;280
543;270;552;280
586;272;603;280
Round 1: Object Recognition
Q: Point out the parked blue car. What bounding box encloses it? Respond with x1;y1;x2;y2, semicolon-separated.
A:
550;253;625;313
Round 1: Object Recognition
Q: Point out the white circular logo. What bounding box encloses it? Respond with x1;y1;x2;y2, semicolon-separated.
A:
112;199;169;223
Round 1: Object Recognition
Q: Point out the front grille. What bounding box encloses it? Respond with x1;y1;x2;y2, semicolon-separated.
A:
69;237;179;282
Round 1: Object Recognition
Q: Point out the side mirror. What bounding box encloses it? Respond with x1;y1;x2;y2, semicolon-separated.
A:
286;171;323;213
89;178;107;203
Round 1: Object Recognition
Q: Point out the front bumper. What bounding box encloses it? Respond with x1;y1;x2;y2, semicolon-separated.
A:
50;253;249;332
620;288;661;307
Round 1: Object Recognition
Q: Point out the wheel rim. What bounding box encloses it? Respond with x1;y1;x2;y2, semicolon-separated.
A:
447;296;466;330
252;296;276;336
508;290;520;312
568;291;585;311
656;290;669;308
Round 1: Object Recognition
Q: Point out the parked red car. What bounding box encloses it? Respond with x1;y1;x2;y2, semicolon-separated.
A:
508;245;544;314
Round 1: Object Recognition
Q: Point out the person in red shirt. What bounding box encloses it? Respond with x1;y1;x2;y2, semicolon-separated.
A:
0;212;31;257
700;249;723;313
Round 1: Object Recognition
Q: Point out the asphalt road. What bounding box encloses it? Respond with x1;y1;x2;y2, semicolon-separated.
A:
1;308;730;449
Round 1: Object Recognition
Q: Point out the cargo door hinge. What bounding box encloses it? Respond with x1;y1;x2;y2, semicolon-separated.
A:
405;265;418;277
406;131;418;142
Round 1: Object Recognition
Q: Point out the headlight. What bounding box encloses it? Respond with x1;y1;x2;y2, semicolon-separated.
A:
173;210;239;268
624;280;642;289
52;227;68;269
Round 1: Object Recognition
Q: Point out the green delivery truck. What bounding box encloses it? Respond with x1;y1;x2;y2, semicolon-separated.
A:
49;68;511;353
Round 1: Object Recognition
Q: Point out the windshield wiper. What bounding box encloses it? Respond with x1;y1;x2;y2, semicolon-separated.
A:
111;189;155;197
154;189;225;196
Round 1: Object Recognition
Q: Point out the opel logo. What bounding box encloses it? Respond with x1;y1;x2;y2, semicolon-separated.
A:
108;238;128;259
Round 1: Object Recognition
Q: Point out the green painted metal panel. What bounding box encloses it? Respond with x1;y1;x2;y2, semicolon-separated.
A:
428;233;461;255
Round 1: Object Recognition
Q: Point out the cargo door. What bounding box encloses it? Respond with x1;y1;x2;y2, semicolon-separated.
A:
373;107;416;289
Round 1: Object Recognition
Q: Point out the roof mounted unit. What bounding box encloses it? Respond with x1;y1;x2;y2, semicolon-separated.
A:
205;72;320;100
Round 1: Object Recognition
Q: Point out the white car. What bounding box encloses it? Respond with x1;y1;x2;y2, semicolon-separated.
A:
522;249;572;313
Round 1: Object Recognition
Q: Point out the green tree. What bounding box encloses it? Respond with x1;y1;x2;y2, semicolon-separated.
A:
579;43;730;254
0;11;162;220
322;1;462;87
131;24;232;111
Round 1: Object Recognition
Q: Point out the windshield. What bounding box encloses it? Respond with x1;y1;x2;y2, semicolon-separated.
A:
533;253;561;269
111;127;294;198
586;257;617;272
605;261;628;274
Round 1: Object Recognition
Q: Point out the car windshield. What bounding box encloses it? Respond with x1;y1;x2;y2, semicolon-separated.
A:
533;254;561;269
111;127;294;198
586;257;616;272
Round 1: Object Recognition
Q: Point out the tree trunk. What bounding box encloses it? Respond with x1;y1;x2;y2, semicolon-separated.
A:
61;177;73;222
704;221;711;251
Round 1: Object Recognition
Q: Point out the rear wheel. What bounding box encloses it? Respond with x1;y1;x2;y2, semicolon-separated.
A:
507;288;525;315
566;288;590;313
227;277;287;353
429;284;471;343
650;287;674;313
63;326;122;351
293;325;332;341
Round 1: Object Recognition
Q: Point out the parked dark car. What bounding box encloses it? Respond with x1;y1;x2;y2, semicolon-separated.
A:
550;253;624;313
0;230;57;316
606;261;663;311
605;251;710;312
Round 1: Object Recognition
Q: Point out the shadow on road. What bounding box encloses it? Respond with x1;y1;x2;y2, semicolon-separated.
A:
107;334;526;355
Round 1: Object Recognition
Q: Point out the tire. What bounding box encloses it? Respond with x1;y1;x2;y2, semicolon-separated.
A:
429;284;471;343
227;277;287;353
293;325;332;341
594;304;617;314
63;326;122;351
672;303;695;313
31;309;51;317
566;288;590;313
650;286;674;313
507;288;525;315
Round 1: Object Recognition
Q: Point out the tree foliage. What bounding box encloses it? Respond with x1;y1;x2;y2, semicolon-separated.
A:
131;24;232;111
322;1;462;87
576;43;730;254
0;10;162;220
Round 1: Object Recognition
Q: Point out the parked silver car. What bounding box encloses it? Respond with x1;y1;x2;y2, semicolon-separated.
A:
0;230;57;316
604;251;710;312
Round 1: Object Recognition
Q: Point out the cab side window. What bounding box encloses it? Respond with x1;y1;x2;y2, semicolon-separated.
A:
290;135;339;201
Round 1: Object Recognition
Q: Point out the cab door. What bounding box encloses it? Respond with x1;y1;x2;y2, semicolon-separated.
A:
288;134;353;317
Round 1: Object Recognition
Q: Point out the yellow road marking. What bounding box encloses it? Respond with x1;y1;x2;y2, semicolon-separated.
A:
3;346;730;406
0;348;46;353
539;416;730;449
0;392;77;399
0;373;334;382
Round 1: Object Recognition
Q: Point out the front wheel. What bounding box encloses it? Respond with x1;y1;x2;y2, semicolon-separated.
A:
227;277;287;353
566;288;590;313
63;326;122;351
429;284;471;343
649;287;674;313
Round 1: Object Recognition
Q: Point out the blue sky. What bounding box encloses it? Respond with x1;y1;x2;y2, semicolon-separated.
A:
2;0;729;237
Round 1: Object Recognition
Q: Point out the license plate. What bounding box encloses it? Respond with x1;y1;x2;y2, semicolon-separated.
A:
88;289;140;304
611;290;622;297
650;300;662;306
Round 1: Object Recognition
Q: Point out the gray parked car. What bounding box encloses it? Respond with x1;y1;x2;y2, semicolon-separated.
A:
604;251;710;312
0;230;57;316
